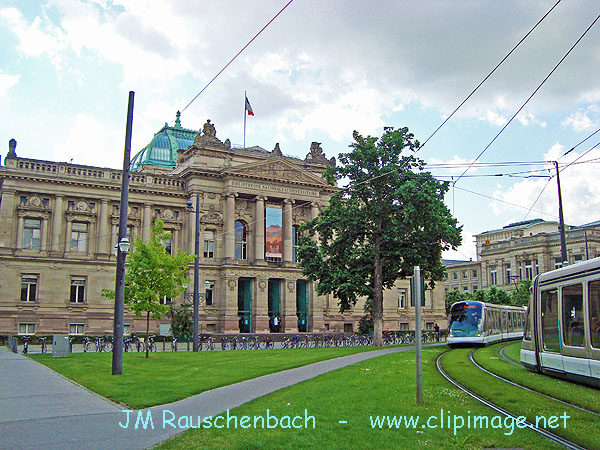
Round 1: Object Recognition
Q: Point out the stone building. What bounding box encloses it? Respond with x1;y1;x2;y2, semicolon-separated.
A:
444;218;600;295
0;116;448;337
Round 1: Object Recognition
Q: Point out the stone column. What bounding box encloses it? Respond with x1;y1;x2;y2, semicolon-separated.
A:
283;279;298;333
310;281;325;332
111;223;118;255
224;193;236;260
223;276;239;333
41;217;48;251
255;277;270;332
311;202;320;241
143;204;152;242
51;195;63;253
282;199;294;264
64;220;73;252
97;200;109;255
254;195;266;263
16;216;24;249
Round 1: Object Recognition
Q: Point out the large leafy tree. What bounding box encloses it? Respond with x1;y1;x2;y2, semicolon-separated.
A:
298;127;462;345
103;220;193;357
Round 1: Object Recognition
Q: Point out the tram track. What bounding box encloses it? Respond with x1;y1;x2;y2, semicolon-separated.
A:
499;343;523;367
469;349;600;418
436;350;589;450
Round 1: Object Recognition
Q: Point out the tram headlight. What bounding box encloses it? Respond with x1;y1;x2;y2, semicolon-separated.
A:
449;334;454;337
476;333;481;337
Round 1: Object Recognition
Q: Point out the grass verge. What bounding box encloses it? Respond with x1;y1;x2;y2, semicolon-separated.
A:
30;346;382;409
155;347;560;450
443;347;599;449
473;342;600;414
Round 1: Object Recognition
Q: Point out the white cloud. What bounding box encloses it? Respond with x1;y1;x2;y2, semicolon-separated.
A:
442;229;477;262
562;105;600;132
0;70;20;97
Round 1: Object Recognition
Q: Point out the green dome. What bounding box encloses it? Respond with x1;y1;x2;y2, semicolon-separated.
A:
131;112;198;171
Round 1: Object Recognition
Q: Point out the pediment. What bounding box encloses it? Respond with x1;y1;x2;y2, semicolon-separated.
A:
223;157;330;186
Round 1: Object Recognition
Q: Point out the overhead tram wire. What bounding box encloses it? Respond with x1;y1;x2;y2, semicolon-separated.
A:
558;126;600;160
417;0;562;151
339;0;563;194
175;0;296;120
454;11;600;185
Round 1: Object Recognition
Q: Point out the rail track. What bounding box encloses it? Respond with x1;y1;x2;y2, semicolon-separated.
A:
436;349;591;450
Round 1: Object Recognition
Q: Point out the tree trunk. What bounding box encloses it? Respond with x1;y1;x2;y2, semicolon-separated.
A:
372;231;384;346
145;311;150;358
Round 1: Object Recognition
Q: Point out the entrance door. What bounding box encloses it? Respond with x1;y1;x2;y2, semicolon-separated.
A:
268;280;281;332
238;278;253;333
297;280;308;332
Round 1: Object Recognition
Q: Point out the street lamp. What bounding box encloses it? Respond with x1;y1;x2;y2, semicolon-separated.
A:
185;194;201;352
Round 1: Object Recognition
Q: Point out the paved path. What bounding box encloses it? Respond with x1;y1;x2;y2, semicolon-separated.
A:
0;345;442;450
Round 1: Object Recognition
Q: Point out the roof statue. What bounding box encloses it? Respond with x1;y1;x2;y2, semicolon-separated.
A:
272;142;283;156
203;120;216;138
7;138;17;159
305;141;335;166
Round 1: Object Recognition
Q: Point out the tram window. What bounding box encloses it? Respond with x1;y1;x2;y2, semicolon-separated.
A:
541;289;560;352
589;281;600;349
562;284;584;348
524;309;532;340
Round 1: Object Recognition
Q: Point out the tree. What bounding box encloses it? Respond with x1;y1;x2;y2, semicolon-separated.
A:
297;127;462;345
485;286;512;305
168;302;193;349
510;279;532;306
103;220;193;357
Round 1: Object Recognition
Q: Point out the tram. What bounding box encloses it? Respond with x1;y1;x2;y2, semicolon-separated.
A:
521;257;600;388
447;300;526;346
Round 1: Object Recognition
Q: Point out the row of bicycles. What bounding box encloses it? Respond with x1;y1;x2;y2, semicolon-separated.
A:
280;331;443;349
218;335;274;350
81;335;157;353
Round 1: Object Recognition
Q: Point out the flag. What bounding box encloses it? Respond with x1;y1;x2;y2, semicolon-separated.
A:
245;95;254;116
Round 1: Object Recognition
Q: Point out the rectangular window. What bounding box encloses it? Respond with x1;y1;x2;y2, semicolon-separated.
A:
163;238;172;255
518;262;523;280
562;284;584;347
399;323;409;331
70;278;86;303
203;231;215;258
71;222;88;252
472;285;478;293
462;270;468;279
505;264;511;284
472;269;478;279
574;254;583;263
205;281;215;306
23;218;41;250
525;260;533;280
398;289;406;309
425;322;434;331
21;276;38;302
589;281;600;349
18;323;35;335
453;272;458;280
541;289;560;352
69;323;84;335
490;265;497;286
159;296;171;305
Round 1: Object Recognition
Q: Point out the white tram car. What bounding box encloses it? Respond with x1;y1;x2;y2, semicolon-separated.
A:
521;257;600;388
447;300;526;346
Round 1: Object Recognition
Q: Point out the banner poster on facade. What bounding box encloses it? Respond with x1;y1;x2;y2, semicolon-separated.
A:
265;206;283;259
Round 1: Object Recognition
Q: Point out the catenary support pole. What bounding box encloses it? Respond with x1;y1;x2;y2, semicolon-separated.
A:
193;193;200;352
553;161;568;265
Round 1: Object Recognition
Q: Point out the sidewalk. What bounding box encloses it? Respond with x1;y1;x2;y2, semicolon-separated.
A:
0;344;442;450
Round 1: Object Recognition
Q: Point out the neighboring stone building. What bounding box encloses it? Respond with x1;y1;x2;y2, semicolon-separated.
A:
444;218;600;295
0;115;448;337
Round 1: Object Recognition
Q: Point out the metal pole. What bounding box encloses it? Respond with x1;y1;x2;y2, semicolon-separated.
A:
585;230;589;260
414;266;423;405
243;91;247;149
112;91;134;375
553;161;568;265
193;193;200;352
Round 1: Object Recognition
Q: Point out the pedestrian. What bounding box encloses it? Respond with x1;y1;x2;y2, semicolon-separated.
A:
434;323;440;342
273;315;279;332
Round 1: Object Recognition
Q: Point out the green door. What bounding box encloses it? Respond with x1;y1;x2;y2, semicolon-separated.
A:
297;280;308;332
238;278;253;333
268;280;281;332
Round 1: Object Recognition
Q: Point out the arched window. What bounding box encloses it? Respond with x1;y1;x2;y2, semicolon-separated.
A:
235;220;247;260
292;224;300;262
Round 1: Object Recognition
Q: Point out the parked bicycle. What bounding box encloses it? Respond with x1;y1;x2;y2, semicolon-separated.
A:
171;336;177;351
82;337;91;352
146;335;156;352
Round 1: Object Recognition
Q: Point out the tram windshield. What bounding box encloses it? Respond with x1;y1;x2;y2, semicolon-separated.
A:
449;302;483;337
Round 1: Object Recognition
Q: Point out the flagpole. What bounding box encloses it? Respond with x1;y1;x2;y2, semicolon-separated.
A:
243;91;247;149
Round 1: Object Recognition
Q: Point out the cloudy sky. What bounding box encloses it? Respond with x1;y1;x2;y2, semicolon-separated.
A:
1;0;600;260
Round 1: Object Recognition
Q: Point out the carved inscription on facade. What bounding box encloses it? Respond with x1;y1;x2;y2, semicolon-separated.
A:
230;180;319;197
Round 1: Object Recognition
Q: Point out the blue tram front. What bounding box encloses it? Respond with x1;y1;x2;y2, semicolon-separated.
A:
448;301;484;345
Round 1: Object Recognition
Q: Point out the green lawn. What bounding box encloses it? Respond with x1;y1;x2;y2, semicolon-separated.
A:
156;347;561;450
30;346;381;409
474;342;600;414
443;346;599;449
